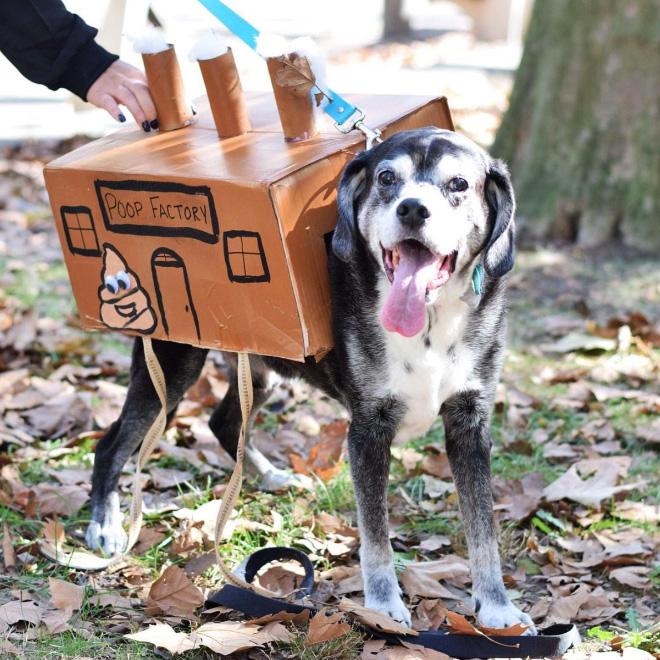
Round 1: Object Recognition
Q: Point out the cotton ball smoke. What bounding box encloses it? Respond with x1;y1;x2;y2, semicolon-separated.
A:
130;27;170;54
189;31;229;61
255;32;291;58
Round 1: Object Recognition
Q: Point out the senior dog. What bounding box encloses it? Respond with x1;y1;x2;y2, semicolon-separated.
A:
86;127;534;632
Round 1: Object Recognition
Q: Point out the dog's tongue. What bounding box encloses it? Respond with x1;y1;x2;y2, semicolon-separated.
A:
381;242;438;337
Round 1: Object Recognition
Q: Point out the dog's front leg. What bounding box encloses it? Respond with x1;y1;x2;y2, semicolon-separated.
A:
441;391;536;634
348;406;411;626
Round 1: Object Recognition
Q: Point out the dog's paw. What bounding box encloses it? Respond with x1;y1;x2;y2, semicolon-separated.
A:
365;594;412;627
85;519;128;556
258;468;313;492
477;599;536;635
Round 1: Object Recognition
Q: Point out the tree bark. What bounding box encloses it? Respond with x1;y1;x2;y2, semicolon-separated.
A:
383;0;410;39
493;0;660;251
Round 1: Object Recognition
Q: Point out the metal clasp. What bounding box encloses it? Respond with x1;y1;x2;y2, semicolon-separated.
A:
334;105;383;150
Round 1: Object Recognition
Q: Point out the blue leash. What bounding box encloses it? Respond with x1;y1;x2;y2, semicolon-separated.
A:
195;0;382;146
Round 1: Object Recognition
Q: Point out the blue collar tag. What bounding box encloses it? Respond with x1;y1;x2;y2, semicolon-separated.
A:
472;264;484;296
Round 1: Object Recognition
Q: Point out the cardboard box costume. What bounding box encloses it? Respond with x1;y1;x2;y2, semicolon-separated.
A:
44;93;453;362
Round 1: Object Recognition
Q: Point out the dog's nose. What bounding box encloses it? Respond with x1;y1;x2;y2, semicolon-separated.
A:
396;198;430;228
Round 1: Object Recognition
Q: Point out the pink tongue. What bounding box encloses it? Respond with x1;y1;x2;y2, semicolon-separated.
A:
381;243;438;337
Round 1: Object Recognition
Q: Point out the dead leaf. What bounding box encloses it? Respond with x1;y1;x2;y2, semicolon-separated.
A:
275;55;322;99
133;526;166;555
125;623;196;655
291;419;347;481
49;578;84;612
249;609;311;626
338;598;417;636
544;583;592;626
543;463;644;510
190;620;289;655
40;517;66;545
145;565;204;618
610;566;651;590
0;600;41;633
307;609;350;644
27;484;89;517
401;558;470;599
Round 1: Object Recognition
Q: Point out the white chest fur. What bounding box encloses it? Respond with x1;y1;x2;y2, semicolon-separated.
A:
378;284;476;443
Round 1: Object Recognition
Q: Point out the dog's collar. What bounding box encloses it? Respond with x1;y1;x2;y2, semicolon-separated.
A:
472;263;484;296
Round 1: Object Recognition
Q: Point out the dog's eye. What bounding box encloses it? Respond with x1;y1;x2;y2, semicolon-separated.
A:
104;275;119;295
116;271;130;290
378;170;396;186
448;177;468;192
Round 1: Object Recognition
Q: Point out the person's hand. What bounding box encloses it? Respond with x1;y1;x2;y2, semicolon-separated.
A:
87;60;158;132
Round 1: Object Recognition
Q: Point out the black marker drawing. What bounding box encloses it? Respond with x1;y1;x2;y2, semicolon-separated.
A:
61;206;101;257
151;248;201;342
223;231;270;283
98;244;157;334
94;179;220;244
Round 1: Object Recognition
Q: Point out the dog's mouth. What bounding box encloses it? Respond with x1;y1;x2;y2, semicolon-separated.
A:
380;239;457;338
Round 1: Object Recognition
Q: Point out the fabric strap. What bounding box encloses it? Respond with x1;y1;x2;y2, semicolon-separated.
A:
206;546;581;659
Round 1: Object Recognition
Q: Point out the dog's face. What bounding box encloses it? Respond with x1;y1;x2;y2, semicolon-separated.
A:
334;128;515;337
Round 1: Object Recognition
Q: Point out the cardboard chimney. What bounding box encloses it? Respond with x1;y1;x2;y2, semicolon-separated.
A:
44;52;453;362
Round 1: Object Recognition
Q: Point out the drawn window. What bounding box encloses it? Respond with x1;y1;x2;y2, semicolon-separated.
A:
61;206;101;257
223;231;270;283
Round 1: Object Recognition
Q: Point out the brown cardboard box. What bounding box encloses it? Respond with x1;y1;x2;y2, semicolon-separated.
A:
44;93;453;362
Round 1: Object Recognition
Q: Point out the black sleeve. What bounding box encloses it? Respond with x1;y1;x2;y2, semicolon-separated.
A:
0;0;119;100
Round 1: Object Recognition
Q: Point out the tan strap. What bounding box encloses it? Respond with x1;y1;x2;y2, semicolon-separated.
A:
211;352;281;597
39;337;167;570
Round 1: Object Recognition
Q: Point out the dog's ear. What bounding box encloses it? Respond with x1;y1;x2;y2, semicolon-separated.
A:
484;158;515;277
333;152;369;262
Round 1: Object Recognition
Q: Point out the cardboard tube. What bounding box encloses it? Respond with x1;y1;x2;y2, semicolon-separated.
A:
198;49;251;138
142;46;194;131
267;55;320;142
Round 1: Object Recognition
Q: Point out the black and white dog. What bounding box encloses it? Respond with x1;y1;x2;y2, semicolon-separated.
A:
86;127;534;632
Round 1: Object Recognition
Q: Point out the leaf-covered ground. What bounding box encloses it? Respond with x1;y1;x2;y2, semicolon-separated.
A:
1;92;659;660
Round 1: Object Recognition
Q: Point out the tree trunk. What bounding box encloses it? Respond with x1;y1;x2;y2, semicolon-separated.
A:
383;0;410;39
492;0;660;251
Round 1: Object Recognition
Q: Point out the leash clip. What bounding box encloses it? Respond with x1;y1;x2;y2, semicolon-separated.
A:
334;105;382;149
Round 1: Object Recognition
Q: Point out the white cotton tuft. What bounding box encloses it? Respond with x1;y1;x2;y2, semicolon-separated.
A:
189;31;229;61
290;36;328;94
255;32;291;58
130;27;170;55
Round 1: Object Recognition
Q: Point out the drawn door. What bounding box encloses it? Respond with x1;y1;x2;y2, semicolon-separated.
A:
151;249;201;342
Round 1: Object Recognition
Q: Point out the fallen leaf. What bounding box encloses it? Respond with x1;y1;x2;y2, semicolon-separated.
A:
338;598;417;636
543;463;644;510
609;566;651;590
125;623;196;655
190;620;289;655
49;578;84;612
40;517;66;545
0;600;41;633
401;558;470;599
249;610;311;626
145;565;204;618
307;609;350;644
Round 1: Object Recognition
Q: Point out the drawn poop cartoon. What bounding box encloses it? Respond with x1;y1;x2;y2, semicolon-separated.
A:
98;244;157;334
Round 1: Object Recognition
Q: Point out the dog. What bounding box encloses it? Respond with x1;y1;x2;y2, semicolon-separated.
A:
85;127;535;633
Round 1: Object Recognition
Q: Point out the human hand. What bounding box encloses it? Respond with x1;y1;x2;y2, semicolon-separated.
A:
87;60;158;132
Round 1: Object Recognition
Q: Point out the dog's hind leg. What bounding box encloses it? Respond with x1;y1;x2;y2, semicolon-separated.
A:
86;338;208;555
441;390;536;634
209;358;311;491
